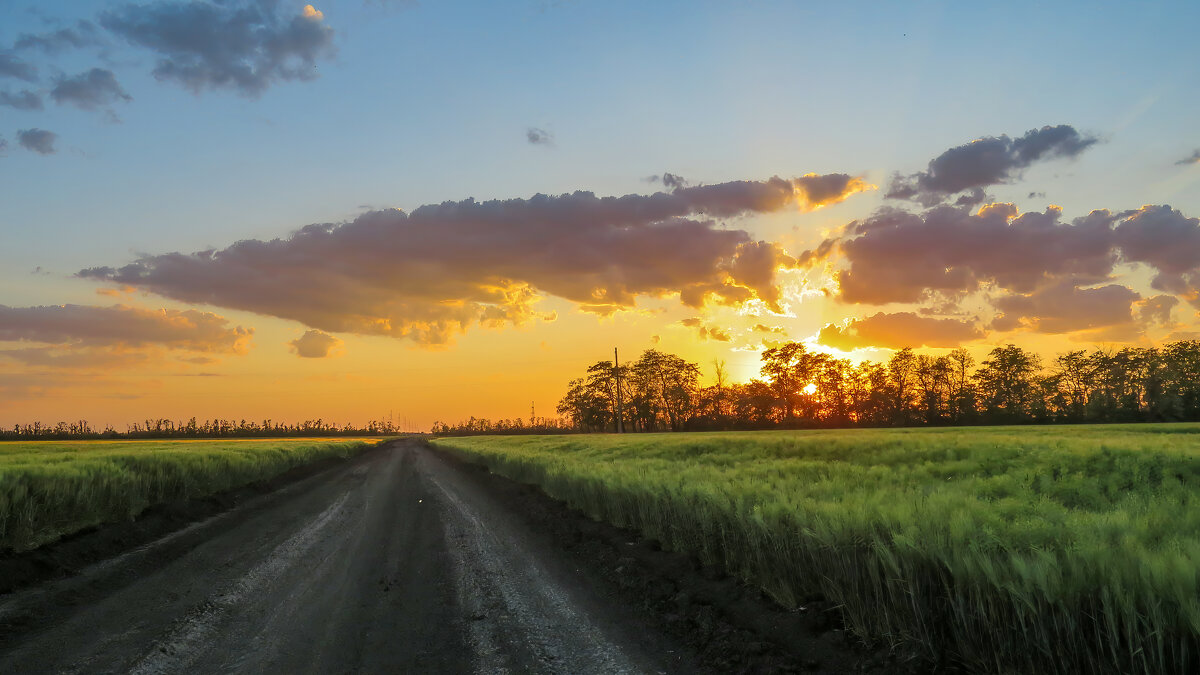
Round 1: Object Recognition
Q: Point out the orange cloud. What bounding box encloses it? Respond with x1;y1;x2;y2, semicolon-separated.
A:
288;329;344;358
818;312;984;350
95;285;136;297
0;304;252;370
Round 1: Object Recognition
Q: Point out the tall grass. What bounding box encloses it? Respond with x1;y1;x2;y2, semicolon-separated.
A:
0;438;380;552
433;424;1200;674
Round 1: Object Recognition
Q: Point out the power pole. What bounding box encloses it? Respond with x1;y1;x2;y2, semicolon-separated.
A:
614;347;625;433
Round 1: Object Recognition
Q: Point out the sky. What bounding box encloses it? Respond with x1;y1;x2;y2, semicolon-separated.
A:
2;0;1199;430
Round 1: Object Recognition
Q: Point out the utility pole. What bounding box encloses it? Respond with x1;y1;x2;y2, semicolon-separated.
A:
614;347;625;433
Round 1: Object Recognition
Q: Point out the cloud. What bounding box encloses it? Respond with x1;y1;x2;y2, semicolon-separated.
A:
50;68;132;110
0;89;43;110
0;304;252;353
1176;150;1200;166
818;311;984;350
1113;205;1200;304
0;54;38;82
991;281;1140;334
100;0;335;97
655;172;688;191
17;128;57;155
0;136;7;155
825;201;1200;341
0;371;123;398
887;125;1098;205
1136;294;1178;327
96;285;137;297
288;329;343;358
752;323;787;334
794;173;874;208
643;173;688;190
14;21;104;54
836;203;1120;304
526;127;554;146
702;326;731;341
0;346;153;370
80;175;870;345
679;317;731;342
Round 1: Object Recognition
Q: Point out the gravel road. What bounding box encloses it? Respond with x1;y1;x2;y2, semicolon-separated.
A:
0;440;697;674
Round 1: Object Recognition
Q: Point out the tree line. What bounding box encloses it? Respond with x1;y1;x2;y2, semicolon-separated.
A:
552;340;1200;432
1;417;411;441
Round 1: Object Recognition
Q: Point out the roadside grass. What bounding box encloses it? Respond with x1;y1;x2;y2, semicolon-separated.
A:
433;424;1200;674
0;438;383;552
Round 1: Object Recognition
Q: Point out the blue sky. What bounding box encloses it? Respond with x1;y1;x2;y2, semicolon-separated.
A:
2;0;1199;426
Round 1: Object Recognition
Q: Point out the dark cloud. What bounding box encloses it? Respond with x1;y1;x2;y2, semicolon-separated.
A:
827;201;1200;340
0;304;252;353
662;172;687;191
793;173;868;207
0;89;43;110
1113;205;1200;304
288;329;343;358
678;318;730;341
0;136;7;155
886;125;1098;205
1137;295;1178;327
14;21;103;53
991;281;1140;334
1176;150;1200;166
100;0;335;97
818;311;984;351
1028;191;1047;199
80;175;871;345
796;237;837;268
0;54;38;82
17;128;57;155
836;203;1119;304
643;173;688;191
526;127;554;145
50;68;131;110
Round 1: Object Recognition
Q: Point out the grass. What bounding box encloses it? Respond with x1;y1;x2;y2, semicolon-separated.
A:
433;424;1200;674
0;437;383;552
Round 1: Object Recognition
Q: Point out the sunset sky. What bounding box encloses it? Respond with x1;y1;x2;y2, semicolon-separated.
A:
2;0;1199;430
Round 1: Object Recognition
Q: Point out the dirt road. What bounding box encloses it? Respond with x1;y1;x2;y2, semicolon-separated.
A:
0;441;701;674
0;440;904;674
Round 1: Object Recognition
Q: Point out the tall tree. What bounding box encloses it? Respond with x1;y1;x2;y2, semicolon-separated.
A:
974;345;1041;422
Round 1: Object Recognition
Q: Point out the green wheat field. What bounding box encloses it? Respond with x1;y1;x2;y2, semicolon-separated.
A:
433;424;1200;674
0;438;380;552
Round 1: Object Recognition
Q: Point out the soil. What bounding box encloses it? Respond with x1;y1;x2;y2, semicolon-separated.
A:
0;439;944;674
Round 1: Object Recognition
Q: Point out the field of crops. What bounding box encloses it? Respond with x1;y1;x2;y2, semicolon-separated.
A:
0;438;381;552
433;425;1200;674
